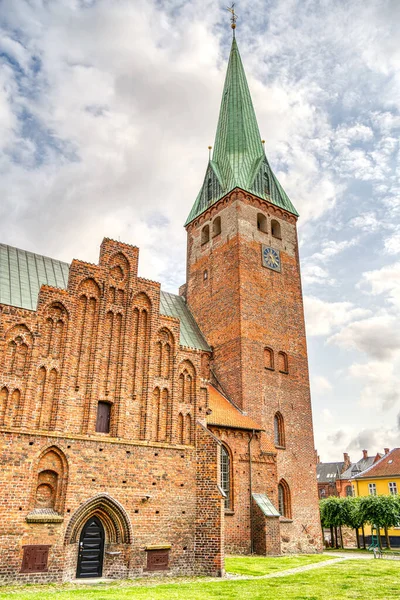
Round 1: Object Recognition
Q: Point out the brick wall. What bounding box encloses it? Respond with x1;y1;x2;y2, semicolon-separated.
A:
0;238;221;582
187;189;323;554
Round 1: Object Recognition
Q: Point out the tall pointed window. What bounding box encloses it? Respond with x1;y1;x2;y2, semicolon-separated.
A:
274;412;285;448
278;479;291;518
220;445;231;510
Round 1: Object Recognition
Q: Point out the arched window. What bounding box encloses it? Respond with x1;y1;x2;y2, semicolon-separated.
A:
274;412;285;448
257;213;267;233
207;178;212;202
264;172;270;195
271;219;281;239
278;351;288;374
278;479;291;518
212;216;221;237
264;347;274;370
319;488;326;498
201;225;210;245
345;485;353;497
220;445;231;510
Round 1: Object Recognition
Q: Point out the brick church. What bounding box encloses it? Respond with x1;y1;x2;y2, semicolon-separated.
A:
0;34;322;583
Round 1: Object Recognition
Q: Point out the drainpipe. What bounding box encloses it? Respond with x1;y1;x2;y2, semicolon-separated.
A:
248;429;255;554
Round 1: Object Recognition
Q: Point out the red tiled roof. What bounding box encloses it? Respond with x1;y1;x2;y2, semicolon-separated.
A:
355;448;400;479
206;385;263;431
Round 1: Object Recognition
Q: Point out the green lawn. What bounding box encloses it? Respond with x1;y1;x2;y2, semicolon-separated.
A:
1;557;400;599
225;553;334;576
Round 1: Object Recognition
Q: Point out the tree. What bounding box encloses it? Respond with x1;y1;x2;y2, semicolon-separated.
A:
358;495;400;549
341;497;365;549
320;497;346;548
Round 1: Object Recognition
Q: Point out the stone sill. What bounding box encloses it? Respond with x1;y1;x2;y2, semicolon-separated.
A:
279;517;293;523
26;512;64;524
264;367;275;372
275;445;286;450
224;510;235;516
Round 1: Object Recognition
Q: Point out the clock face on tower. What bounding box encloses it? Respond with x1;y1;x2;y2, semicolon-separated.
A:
262;245;281;272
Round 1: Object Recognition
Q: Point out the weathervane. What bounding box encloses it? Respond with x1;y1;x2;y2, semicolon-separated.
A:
226;3;238;36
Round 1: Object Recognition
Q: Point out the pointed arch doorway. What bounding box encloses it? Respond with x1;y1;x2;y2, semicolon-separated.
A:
76;516;105;578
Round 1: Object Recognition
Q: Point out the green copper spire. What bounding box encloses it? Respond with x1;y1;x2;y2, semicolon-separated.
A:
185;38;298;226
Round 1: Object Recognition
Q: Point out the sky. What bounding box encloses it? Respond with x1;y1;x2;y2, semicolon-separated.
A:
0;0;399;461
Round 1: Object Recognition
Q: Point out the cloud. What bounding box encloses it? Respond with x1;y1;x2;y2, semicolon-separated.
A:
329;315;400;360
312;376;333;395
304;296;370;336
360;263;400;309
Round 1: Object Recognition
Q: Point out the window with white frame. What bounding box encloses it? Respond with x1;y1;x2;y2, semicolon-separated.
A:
368;483;377;496
389;482;398;495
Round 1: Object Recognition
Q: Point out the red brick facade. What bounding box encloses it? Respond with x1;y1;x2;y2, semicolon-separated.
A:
0;238;223;582
186;189;322;555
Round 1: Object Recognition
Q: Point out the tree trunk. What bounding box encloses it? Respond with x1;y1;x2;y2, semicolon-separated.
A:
361;525;366;549
355;528;360;549
377;526;383;550
384;526;391;549
339;525;344;548
334;526;339;548
330;525;334;548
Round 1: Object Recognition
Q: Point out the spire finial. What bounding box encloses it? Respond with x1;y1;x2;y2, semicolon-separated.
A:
226;3;237;37
208;146;212;160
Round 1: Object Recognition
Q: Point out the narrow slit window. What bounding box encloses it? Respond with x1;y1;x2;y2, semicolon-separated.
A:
220;445;231;510
274;412;285;448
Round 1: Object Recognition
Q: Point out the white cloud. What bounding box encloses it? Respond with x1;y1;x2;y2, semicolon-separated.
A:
312;376;333;395
304;296;370;336
329;315;400;360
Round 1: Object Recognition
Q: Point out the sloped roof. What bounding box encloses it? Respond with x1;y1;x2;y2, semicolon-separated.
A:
316;462;345;484
159;291;210;351
354;448;400;479
0;243;209;351
206;384;263;431
340;456;379;480
0;243;69;311
185;37;298;225
252;493;280;517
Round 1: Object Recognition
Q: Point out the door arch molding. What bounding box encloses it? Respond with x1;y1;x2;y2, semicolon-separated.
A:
65;494;132;545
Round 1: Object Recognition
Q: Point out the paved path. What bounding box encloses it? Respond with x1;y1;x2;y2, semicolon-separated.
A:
225;556;349;581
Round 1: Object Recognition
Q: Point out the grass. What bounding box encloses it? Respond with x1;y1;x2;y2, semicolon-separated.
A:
1;557;400;599
225;553;334;576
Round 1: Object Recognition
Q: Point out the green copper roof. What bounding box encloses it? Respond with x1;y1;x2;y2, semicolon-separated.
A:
0;243;209;352
0;243;69;311
185;38;298;225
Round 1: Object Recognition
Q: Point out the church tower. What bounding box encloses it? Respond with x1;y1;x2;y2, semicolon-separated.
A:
185;35;321;553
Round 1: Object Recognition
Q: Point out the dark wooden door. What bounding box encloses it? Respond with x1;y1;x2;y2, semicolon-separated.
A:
96;402;111;433
76;516;105;578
